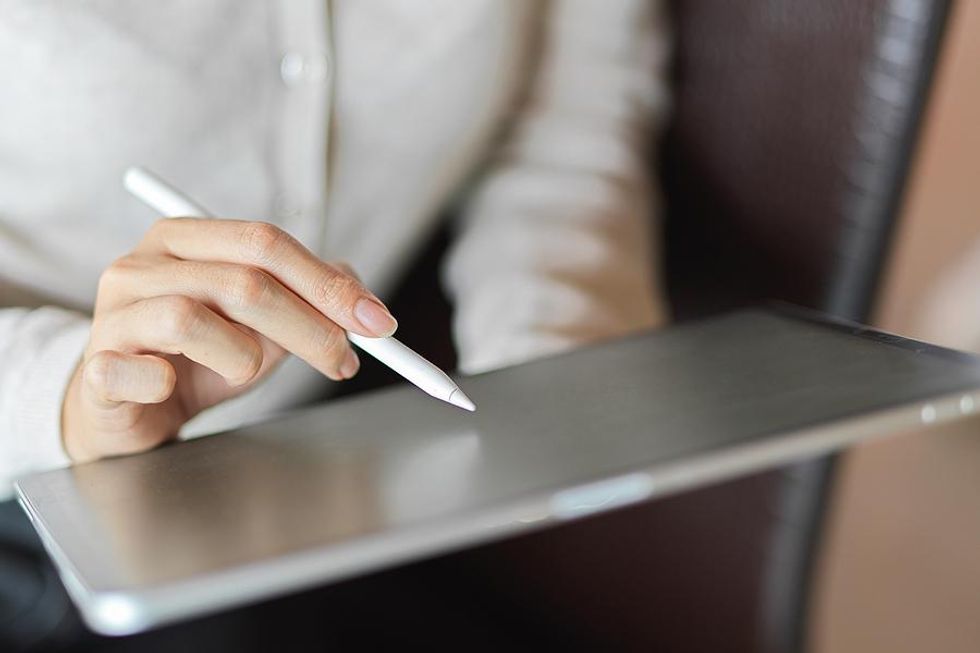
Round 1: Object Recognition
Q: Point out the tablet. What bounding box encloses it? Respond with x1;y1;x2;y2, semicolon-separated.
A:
15;306;980;635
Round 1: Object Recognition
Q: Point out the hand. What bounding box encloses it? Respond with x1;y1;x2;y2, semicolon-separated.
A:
62;219;398;463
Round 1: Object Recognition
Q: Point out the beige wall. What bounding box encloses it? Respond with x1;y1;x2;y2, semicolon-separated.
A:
810;2;980;652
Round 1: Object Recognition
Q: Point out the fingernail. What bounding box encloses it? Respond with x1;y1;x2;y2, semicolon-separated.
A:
340;349;360;379
354;298;398;337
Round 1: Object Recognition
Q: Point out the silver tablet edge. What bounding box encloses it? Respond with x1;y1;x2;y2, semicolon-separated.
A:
17;387;980;636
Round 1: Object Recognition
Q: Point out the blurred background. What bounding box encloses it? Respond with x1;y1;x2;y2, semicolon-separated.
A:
810;0;980;650
653;1;980;650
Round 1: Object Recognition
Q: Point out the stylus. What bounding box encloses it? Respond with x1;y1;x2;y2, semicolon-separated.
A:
122;166;476;412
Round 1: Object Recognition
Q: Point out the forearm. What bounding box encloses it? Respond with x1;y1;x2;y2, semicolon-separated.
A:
444;0;671;374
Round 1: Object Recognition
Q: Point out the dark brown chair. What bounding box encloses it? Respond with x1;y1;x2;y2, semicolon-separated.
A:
374;1;953;651
658;0;951;650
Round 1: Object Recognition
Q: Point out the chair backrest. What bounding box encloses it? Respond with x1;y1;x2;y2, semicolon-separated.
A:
365;2;952;650
657;1;952;651
662;0;951;323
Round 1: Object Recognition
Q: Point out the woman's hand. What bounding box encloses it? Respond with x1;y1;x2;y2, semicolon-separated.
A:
62;219;397;463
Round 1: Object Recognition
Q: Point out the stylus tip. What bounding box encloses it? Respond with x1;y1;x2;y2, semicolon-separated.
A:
448;388;476;412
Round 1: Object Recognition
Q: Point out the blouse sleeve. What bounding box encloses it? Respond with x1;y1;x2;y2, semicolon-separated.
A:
0;305;90;499
443;0;672;374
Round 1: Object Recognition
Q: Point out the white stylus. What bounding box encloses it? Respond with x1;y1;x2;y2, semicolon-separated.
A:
123;166;476;412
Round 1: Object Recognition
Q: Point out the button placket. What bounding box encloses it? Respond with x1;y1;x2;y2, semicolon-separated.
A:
279;51;332;86
273;0;333;246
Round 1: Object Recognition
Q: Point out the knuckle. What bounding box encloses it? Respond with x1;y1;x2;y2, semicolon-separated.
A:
97;256;137;294
152;361;178;402
315;326;350;370
235;340;265;385
157;295;202;341
83;351;118;392
240;222;288;264
146;217;175;241
312;272;360;309
227;267;272;308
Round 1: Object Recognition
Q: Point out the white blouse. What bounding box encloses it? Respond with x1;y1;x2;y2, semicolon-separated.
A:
0;0;670;497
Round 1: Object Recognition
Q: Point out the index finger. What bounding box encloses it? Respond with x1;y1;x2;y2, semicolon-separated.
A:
138;218;397;338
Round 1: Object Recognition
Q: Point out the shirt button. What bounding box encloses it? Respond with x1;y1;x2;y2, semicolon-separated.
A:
280;51;331;86
273;193;301;222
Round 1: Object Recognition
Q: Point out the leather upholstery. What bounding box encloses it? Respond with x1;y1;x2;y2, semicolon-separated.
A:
663;1;873;317
654;1;953;651
663;0;950;325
